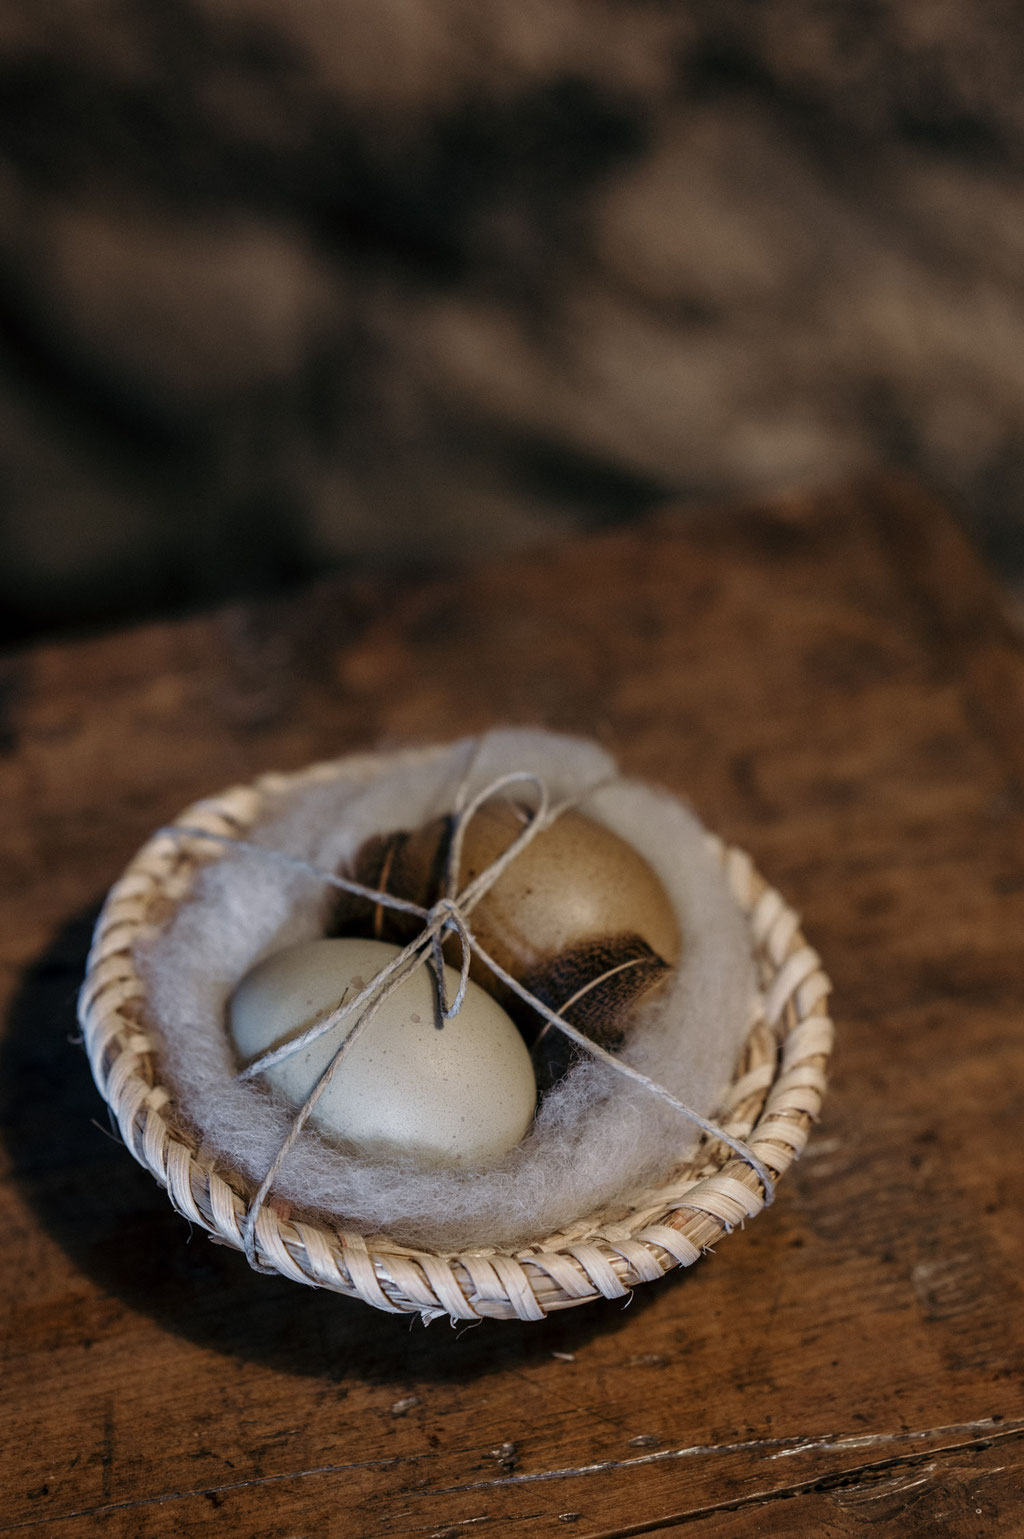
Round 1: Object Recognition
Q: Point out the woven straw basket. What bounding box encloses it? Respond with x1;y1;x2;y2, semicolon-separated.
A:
78;753;834;1322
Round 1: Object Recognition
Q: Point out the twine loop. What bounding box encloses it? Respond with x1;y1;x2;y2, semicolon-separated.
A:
159;749;775;1271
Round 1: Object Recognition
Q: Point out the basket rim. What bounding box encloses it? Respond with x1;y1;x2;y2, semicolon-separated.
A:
78;748;834;1322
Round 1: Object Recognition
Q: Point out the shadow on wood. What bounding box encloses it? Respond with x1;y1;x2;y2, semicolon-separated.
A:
0;903;668;1383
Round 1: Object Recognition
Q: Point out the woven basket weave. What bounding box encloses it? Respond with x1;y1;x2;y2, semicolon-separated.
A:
78;753;833;1322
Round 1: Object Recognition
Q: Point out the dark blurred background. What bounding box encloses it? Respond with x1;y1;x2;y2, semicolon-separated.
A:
3;0;1024;646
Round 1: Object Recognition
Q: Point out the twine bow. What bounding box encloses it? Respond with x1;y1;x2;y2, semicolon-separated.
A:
162;758;774;1270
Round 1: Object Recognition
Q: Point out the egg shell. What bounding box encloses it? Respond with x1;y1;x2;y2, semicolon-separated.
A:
229;938;537;1167
456;801;681;977
331;800;682;989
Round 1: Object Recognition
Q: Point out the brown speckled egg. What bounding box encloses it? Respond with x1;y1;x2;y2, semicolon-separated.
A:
330;800;680;973
447;799;681;981
328;799;680;1072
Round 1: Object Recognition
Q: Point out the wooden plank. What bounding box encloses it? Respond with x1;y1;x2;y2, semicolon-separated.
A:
20;1428;1024;1539
1;476;1022;1537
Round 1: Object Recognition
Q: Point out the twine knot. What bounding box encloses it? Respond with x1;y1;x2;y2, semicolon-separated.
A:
425;897;472;1022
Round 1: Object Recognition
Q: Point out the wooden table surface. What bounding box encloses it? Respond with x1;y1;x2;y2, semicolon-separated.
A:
1;476;1022;1537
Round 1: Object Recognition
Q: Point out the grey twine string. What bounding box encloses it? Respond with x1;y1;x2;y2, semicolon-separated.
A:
159;763;774;1269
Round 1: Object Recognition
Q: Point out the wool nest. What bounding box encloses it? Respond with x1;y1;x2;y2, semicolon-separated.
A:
79;729;833;1320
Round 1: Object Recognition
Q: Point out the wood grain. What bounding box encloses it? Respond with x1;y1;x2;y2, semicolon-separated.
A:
1;475;1022;1536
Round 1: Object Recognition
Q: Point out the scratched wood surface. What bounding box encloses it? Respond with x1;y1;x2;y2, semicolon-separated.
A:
1;476;1023;1537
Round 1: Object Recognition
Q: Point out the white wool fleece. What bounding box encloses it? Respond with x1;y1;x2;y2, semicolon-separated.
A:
137;729;759;1252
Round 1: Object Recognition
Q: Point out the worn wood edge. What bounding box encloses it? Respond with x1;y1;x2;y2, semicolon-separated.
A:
77;749;834;1322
